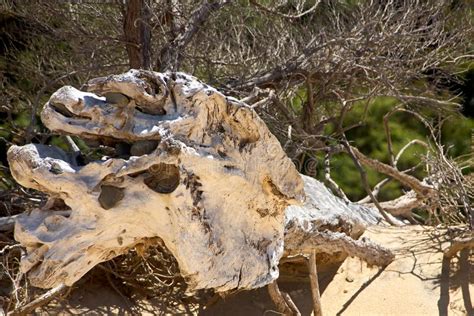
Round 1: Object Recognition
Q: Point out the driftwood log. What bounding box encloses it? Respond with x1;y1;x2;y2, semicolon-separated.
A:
6;70;394;294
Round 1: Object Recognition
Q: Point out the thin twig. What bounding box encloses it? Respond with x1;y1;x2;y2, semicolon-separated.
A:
250;0;321;20
324;151;350;203
342;139;396;225
9;283;68;315
308;250;323;316
268;280;301;315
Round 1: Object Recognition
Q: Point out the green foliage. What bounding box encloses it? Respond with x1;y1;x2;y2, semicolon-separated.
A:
442;115;474;158
310;97;474;201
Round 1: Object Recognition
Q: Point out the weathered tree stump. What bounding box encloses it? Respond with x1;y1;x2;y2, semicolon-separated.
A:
7;70;394;294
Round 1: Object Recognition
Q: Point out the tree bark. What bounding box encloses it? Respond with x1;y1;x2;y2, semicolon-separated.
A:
123;0;151;69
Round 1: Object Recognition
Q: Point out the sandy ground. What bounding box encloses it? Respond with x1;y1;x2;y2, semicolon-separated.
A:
42;226;472;315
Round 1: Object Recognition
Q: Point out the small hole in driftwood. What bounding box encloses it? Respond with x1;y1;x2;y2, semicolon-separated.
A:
115;142;131;159
98;185;125;209
104;92;129;105
135;105;166;116
49;102;75;118
144;163;180;194
130;140;159;156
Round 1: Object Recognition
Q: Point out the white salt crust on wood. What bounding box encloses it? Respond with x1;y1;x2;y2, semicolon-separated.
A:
7;70;391;292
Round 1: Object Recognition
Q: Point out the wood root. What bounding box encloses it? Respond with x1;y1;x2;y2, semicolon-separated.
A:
284;225;395;267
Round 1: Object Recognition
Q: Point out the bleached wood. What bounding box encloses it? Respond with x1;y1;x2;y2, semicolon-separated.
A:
7;70;394;293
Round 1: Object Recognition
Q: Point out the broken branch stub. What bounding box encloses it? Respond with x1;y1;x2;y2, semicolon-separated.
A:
7;70;393;293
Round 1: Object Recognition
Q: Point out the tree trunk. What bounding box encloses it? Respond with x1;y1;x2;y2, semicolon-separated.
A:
123;0;151;69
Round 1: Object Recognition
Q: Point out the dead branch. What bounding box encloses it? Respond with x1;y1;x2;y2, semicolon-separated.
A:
0;244;21;256
324;151;350;203
268;280;301;316
394;140;428;166
9;284;68;315
343;139;396;225
393;94;461;111
284;225;395;267
350;146;435;198
357;177;392;204
358;165;420;204
250;0;321;20
228;37;340;91
377;191;423;218
308;250;322;316
282;291;301;316
443;236;474;258
159;0;232;71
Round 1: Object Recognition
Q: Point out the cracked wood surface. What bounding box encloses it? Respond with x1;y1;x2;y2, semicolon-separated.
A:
7;70;392;292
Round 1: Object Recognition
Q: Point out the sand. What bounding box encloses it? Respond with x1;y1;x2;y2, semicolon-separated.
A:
42;226;473;315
